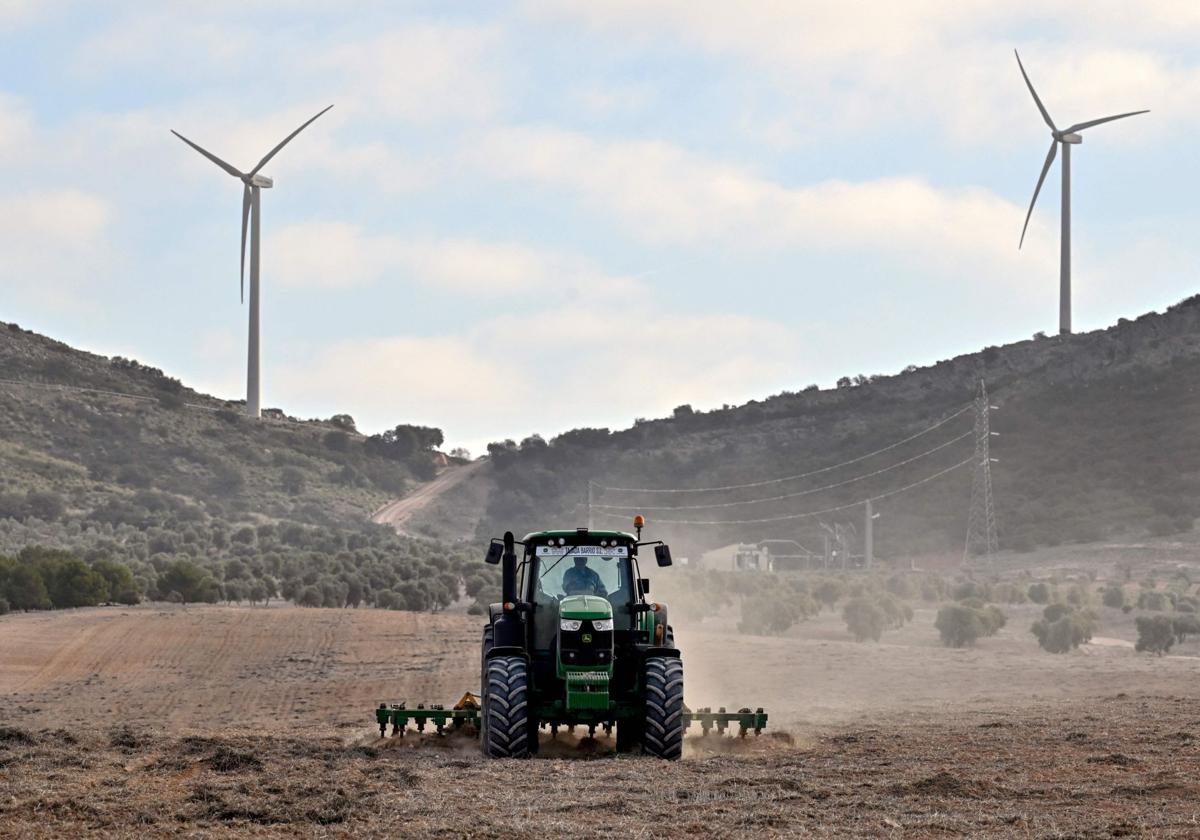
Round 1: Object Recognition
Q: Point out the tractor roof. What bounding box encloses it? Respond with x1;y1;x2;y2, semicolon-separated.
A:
523;529;636;543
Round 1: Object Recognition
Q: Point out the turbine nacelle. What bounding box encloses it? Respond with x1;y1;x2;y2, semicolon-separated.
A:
248;174;274;188
1056;132;1082;145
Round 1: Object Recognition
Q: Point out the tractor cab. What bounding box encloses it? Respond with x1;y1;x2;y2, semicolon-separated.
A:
480;523;680;757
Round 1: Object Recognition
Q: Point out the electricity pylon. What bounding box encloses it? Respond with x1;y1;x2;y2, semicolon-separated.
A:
964;380;999;563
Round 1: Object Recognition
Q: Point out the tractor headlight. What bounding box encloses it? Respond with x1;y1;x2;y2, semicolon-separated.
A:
591;618;614;631
560;619;583;631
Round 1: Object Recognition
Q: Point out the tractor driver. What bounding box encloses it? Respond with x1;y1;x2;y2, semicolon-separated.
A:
562;556;607;596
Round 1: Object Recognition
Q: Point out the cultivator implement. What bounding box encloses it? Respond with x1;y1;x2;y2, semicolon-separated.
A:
375;696;768;740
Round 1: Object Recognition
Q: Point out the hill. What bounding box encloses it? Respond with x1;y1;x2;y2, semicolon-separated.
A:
412;297;1200;563
0;321;488;611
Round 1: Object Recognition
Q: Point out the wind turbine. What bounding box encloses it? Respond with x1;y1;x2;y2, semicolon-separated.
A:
1014;50;1147;335
172;105;333;418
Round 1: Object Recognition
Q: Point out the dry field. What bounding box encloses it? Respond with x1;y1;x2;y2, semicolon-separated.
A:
2;604;1199;838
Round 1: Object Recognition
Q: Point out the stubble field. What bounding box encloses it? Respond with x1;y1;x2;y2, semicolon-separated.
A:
1;603;1198;838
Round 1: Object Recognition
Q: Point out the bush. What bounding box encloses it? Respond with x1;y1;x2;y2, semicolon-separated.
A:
813;579;845;612
280;467;307;496
1172;614;1200;643
1042;603;1072;623
1027;582;1052;604
982;604;1007;634
738;594;800;636
1137;590;1171;612
25;491;66;522
1102;585;1126;609
160;559;220;604
2;565;51;610
1135;614;1176;655
842;597;887;643
0;596;8;615
935;604;986;648
1031;607;1094;653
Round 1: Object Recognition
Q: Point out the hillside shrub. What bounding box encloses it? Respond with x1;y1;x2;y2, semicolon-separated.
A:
1027;582;1052;605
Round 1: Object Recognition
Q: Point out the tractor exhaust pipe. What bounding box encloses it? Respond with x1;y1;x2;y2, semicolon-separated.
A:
501;531;517;606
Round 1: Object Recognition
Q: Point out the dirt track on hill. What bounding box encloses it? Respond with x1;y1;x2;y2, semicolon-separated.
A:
371;461;485;535
2;604;1199;837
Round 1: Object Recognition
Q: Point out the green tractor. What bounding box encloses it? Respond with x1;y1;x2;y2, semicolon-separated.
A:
374;520;767;758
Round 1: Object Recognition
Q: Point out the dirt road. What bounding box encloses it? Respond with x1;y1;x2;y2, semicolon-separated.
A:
371;461;485;535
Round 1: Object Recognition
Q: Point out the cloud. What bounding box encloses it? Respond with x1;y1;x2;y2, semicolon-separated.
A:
0;93;32;154
273;333;526;438
272;303;805;448
265;223;643;300
0;190;115;309
524;1;1194;147
316;24;507;124
471;125;1057;285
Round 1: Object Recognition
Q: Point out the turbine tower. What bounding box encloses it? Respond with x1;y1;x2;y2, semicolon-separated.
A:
1014;50;1147;335
172;105;333;418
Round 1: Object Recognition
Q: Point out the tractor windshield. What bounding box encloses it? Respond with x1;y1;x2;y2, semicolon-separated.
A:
534;546;628;601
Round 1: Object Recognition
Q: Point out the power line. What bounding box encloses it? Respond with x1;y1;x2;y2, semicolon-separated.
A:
595;456;974;526
593;430;972;511
591;403;973;494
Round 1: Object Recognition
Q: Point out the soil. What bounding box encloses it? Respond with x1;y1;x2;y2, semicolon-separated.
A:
2;603;1199;838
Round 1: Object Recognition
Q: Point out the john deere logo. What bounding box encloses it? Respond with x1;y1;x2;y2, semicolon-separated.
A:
582;633;592;643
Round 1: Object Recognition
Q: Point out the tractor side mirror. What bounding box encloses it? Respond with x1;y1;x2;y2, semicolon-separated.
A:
485;541;503;565
654;544;673;567
639;578;650;595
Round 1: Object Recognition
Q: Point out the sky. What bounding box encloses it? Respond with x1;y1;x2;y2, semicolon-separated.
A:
2;1;1198;454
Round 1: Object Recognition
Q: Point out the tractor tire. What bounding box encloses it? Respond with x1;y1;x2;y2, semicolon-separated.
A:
483;655;533;759
642;655;684;760
479;625;494;754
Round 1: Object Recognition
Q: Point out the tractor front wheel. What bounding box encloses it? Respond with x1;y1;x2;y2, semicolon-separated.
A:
642;655;684;760
483;655;533;758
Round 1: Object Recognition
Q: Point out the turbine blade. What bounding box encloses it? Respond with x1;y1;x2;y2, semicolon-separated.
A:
1020;140;1057;249
1014;50;1057;131
240;184;251;304
170;130;244;179
1065;110;1150;133
248;104;334;177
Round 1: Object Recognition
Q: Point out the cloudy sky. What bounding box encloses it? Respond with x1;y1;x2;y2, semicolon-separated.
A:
2;1;1197;452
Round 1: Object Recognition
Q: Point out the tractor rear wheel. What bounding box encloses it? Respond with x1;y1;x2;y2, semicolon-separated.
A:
483;655;532;758
642;655;684;760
